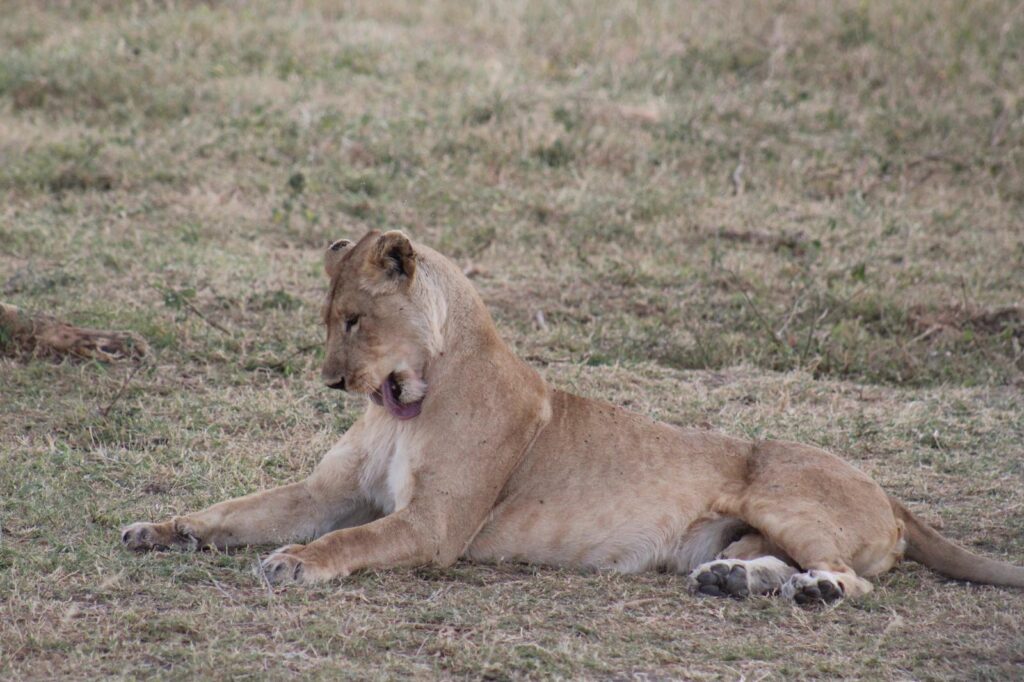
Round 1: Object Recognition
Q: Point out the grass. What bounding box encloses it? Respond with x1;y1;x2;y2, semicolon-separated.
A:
1;0;1023;678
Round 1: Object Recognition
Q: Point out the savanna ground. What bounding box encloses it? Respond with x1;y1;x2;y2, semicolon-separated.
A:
2;0;1023;678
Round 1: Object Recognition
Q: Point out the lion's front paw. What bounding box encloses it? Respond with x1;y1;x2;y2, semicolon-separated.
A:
120;519;200;552
121;522;174;551
259;545;332;586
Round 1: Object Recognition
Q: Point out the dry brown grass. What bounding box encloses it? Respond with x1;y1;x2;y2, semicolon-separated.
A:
2;1;1023;678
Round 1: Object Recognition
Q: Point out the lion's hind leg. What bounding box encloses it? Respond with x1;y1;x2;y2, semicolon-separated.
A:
715;440;904;605
687;534;875;604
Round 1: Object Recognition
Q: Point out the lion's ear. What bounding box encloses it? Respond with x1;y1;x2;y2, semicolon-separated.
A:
368;230;416;286
324;238;352;278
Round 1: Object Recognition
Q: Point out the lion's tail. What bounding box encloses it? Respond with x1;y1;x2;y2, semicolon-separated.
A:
889;495;1024;588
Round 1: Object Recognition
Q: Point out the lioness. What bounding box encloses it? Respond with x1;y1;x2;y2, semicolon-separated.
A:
122;230;1024;604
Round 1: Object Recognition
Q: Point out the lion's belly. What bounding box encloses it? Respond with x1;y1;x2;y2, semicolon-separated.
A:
466;497;701;573
464;391;751;573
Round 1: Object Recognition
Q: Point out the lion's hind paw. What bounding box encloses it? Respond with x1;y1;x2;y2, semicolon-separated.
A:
689;556;797;599
781;570;846;605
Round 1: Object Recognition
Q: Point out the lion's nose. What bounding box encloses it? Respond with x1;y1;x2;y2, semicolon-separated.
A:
326;378;346;391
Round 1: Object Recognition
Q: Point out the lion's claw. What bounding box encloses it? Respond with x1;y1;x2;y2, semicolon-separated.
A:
260;546;312;585
121;522;172;551
259;544;336;585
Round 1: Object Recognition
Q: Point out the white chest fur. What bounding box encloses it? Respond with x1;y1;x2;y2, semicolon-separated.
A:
357;413;416;515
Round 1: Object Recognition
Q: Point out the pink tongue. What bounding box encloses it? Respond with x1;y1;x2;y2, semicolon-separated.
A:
380;378;423;420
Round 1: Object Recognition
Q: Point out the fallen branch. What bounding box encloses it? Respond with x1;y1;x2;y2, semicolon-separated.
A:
0;302;148;362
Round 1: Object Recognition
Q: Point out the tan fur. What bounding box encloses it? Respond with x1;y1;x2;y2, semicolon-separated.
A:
122;231;1024;602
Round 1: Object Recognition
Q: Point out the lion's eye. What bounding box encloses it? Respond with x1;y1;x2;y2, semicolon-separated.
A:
345;315;360;333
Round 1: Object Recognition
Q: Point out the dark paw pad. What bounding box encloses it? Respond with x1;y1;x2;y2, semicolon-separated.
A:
693;563;749;599
793;578;844;605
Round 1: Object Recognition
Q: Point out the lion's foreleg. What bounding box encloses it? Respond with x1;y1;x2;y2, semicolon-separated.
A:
260;504;455;583
123;430;372;552
121;482;338;551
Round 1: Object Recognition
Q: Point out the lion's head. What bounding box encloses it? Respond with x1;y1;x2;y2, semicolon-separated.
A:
320;230;443;420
